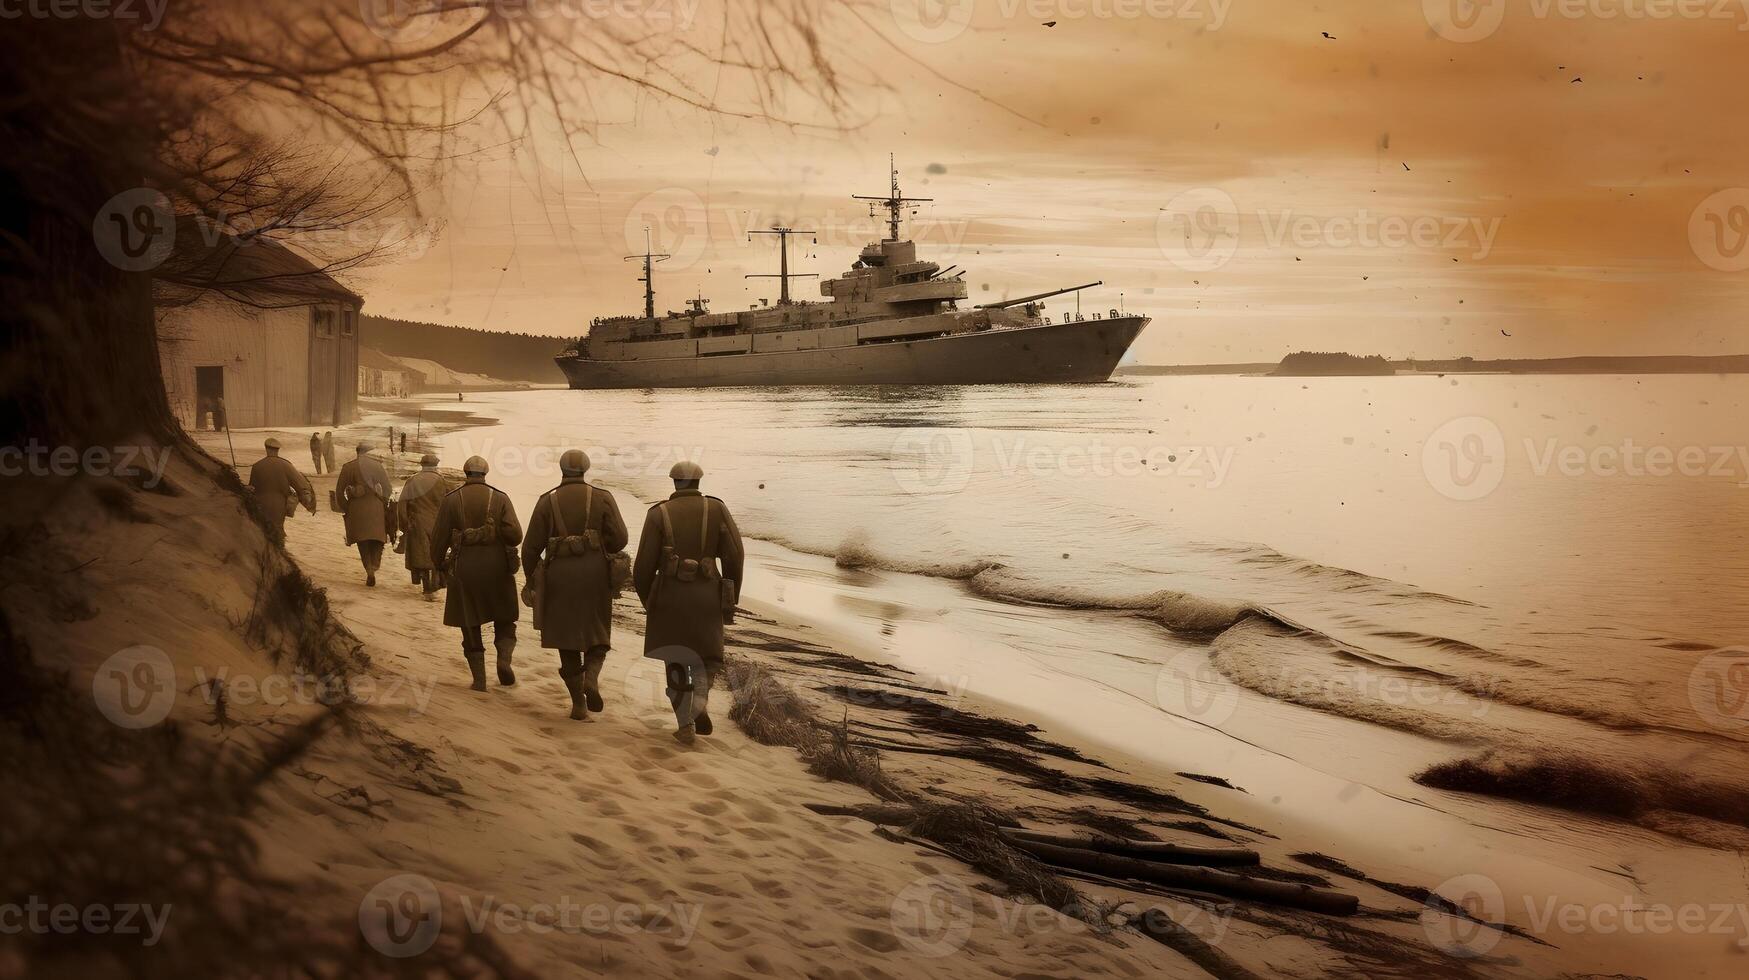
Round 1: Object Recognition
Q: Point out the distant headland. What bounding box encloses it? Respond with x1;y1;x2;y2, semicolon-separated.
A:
1119;352;1749;377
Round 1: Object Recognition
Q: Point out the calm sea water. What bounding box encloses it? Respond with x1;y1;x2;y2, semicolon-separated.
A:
434;374;1749;830
421;373;1748;975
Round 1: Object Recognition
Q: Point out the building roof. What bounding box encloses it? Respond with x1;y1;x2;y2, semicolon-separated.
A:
155;216;365;309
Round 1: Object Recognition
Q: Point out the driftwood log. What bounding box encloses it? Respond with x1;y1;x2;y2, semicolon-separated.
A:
1131;906;1266;980
1007;839;1360;916
998;828;1259;867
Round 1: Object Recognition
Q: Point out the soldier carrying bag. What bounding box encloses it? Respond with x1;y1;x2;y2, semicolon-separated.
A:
655;497;737;626
525;485;631;614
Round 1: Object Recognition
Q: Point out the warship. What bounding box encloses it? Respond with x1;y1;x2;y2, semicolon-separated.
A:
557;161;1149;388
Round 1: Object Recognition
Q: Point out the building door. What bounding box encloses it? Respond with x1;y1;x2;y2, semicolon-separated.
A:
194;366;224;430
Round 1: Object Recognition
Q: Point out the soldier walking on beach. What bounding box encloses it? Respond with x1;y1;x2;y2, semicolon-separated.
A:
321;431;336;472
431;456;523;692
521;450;628;720
309;432;324;475
247;438;314;546
633;460;744;744
336;441;394;587
397;453;451;597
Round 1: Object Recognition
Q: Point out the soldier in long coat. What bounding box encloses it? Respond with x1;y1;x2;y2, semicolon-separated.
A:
321;431;336;472
336;442;393;587
247;438;314;546
520;450;628;720
397;454;451;597
633;460;744;744
431;456;522;691
308;432;325;474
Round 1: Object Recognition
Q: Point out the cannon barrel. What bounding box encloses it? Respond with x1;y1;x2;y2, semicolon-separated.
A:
974;280;1103;309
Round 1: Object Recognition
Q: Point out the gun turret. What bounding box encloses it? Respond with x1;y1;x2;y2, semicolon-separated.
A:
974;280;1103;310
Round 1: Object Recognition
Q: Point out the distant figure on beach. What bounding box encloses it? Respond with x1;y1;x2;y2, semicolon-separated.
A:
457;392;464;403
308;431;324;475
397;453;450;597
321;431;335;472
247;437;314;546
521;450;628;720
336;442;394;587
431;456;522;692
634;460;744;744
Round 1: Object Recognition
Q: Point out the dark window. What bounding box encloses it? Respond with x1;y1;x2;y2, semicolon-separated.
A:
313;307;335;338
340;308;356;337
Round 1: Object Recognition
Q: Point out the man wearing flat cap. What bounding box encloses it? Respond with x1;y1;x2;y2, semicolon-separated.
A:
432;455;523;691
247;437;314;546
397;453;453;597
521;449;629;720
336;441;394;587
633;459;745;744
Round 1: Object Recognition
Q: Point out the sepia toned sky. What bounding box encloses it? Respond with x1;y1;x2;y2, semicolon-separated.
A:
349;0;1749;363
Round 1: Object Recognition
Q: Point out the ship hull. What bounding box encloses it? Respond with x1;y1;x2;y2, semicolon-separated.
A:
557;315;1148;389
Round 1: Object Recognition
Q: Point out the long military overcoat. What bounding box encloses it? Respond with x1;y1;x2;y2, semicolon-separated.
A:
632;490;744;666
336;455;393;545
397;468;451;572
521;478;628;651
247;453;313;537
431;479;522;629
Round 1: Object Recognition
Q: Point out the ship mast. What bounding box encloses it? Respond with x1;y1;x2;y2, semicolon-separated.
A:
623;226;671;320
853;153;932;242
744;227;818;306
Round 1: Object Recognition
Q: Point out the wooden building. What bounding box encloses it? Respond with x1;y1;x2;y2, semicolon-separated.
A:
156;222;363;431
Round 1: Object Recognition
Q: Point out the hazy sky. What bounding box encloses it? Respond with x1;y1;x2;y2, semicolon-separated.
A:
349;0;1749;363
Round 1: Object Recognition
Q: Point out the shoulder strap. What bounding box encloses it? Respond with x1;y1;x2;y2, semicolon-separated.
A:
465;484;492;528
658;502;676;550
699;497;711;556
546;490;567;537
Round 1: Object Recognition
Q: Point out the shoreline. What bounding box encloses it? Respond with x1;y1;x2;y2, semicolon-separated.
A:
177;399;1738;977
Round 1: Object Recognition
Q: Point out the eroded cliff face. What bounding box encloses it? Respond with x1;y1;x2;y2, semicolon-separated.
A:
0;441;379;975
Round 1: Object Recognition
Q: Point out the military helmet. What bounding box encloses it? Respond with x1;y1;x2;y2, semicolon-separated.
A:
420;453;440;467
463;455;489;475
560;449;591;476
669;460;704;481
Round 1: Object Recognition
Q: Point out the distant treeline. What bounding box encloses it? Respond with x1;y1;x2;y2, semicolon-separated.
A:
361;315;569;384
1273;351;1395;376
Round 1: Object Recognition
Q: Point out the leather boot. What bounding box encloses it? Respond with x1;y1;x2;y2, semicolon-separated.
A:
582;651;606;713
494;629;516;687
560;669;588;721
464;651;487;692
